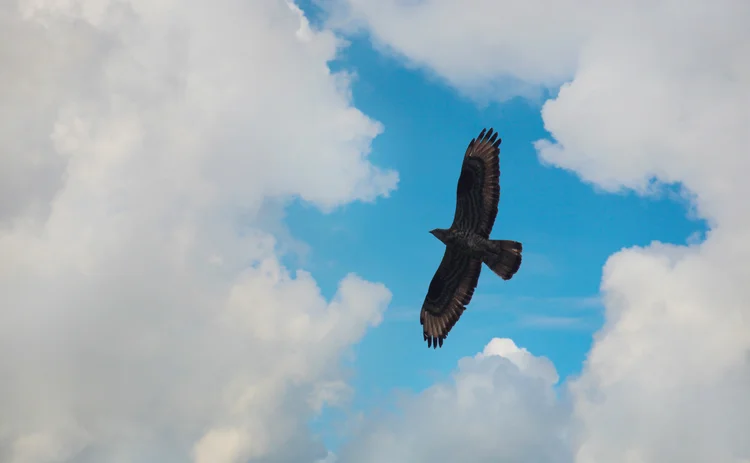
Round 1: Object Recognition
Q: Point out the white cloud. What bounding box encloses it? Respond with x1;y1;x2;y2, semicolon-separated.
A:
337;338;569;463
571;238;750;463
0;0;396;461
329;0;750;462
324;0;592;100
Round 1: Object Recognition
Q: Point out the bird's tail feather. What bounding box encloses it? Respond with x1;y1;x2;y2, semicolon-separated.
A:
483;240;522;280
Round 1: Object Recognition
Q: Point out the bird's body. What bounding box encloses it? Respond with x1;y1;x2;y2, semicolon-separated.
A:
420;128;522;348
431;228;488;257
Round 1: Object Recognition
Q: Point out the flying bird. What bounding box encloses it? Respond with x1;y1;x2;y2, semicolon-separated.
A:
421;128;522;348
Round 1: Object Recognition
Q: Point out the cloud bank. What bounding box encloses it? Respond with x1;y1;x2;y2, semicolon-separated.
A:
0;0;396;461
338;338;569;463
329;0;750;462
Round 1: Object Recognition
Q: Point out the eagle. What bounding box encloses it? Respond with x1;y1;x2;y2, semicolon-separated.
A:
421;128;522;348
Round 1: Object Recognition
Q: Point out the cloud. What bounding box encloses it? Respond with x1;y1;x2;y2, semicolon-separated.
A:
0;0;396;461
328;0;750;461
323;0;591;101
571;239;750;463
336;338;569;463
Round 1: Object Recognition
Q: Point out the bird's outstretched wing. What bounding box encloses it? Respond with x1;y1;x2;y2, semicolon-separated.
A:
420;245;482;348
450;128;501;238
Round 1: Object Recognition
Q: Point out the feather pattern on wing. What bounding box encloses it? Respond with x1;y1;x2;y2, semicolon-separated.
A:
450;128;501;238
420;246;482;348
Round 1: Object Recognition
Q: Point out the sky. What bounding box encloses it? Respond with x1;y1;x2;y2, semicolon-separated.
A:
0;0;748;463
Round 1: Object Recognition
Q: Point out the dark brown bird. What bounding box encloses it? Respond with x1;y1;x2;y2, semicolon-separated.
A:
421;128;522;348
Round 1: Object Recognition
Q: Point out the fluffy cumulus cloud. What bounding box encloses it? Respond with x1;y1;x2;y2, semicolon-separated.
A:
337;338;569;463
324;0;590;100
0;0;396;461
329;0;750;462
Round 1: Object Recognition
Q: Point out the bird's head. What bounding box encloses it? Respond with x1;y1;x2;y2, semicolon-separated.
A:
429;228;450;243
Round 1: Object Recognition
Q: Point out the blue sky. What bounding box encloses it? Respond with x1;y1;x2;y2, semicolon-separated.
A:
291;1;707;451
